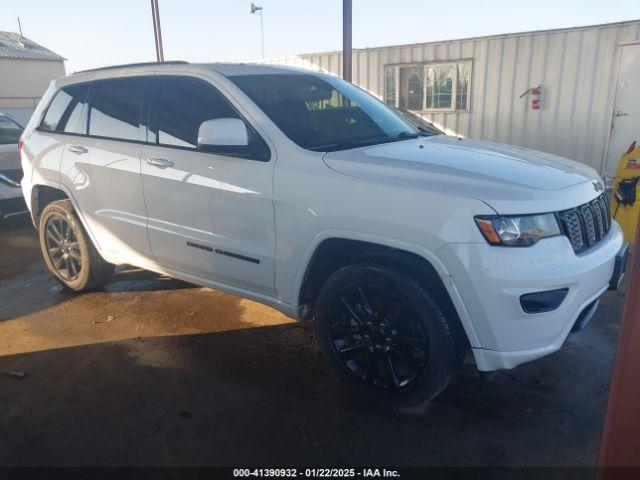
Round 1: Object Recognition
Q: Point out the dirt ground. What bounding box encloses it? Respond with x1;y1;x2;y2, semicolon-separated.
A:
0;215;625;467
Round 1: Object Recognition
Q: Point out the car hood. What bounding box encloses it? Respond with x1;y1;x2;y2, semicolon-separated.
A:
322;136;603;214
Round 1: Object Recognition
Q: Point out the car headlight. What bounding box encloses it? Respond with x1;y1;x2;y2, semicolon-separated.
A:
474;213;561;247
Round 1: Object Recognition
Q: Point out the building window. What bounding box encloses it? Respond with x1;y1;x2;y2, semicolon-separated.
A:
384;67;397;107
456;63;470;110
426;64;453;109
384;61;471;112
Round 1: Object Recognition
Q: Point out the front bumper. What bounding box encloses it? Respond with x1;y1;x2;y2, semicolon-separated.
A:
438;221;625;371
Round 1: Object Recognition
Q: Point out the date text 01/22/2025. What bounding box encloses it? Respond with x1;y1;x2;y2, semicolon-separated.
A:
233;468;401;478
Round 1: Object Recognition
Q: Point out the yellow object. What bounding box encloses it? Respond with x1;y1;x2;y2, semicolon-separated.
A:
611;143;640;244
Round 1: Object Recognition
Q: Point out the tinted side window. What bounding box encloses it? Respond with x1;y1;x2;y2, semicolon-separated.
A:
89;78;145;141
63;85;90;134
40;90;71;132
40;84;90;133
157;77;239;148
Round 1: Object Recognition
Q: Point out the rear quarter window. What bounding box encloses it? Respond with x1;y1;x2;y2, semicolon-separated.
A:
39;84;91;133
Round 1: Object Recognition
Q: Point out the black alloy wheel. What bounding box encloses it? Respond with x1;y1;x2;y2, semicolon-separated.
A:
315;263;466;406
327;281;429;390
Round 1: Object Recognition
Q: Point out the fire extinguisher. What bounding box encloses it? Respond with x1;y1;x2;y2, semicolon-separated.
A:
530;86;541;110
520;85;543;110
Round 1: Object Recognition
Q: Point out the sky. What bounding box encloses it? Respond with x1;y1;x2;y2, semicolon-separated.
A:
1;0;639;73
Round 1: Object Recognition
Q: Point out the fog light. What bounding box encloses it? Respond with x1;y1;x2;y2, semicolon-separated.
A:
520;288;569;314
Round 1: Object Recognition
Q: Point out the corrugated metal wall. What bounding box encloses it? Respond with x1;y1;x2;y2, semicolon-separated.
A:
267;21;640;175
0;58;66;123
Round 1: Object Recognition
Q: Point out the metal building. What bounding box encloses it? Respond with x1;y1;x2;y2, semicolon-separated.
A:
0;32;65;125
267;20;640;177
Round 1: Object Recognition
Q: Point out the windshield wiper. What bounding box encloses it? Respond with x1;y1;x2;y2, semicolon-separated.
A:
415;127;439;136
397;131;420;139
310;131;419;152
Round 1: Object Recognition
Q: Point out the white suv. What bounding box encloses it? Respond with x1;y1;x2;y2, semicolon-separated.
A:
20;62;627;405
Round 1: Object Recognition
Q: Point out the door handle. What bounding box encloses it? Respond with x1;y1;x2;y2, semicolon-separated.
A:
614;110;628;117
68;145;88;154
146;157;174;169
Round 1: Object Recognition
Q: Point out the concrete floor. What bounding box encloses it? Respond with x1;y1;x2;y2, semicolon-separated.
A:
0;215;625;467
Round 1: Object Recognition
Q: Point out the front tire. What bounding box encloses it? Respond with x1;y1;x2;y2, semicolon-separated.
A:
315;264;465;407
39;199;114;291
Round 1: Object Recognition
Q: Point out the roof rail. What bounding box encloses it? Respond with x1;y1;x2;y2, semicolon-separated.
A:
74;60;189;74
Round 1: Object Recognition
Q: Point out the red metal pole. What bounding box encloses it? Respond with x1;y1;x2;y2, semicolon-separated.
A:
342;0;352;82
150;0;164;62
150;0;160;62
154;0;165;62
598;219;640;470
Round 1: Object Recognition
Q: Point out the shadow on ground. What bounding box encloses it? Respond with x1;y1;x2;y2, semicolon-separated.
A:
0;215;625;467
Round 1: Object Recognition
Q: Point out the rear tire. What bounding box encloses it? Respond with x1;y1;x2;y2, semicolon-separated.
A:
39;199;114;291
315;264;465;407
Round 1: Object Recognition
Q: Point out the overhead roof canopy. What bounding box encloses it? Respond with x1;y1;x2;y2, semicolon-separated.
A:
0;31;65;61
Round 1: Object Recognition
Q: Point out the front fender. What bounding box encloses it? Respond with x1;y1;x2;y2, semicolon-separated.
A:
291;229;482;348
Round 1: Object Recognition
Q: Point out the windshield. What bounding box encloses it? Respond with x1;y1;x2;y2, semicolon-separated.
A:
0;115;23;145
230;74;419;152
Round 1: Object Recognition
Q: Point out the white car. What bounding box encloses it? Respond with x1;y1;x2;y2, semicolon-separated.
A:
19;62;627;405
0;113;27;219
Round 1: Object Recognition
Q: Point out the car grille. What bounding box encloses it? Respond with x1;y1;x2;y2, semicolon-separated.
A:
557;193;611;254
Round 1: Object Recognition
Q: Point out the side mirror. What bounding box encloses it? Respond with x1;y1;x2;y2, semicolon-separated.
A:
197;117;269;161
197;118;248;148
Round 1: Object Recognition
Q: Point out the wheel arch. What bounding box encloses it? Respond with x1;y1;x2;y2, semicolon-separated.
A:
294;231;481;349
31;183;69;227
30;181;105;257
